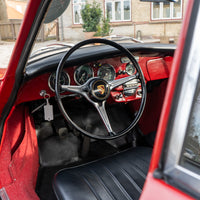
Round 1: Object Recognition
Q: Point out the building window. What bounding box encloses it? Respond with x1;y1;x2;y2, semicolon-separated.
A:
73;0;86;24
152;0;182;20
105;0;131;22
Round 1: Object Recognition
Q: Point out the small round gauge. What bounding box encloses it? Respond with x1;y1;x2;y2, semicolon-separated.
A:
121;57;130;63
74;64;93;85
125;63;136;75
121;56;139;63
48;71;70;92
97;64;116;82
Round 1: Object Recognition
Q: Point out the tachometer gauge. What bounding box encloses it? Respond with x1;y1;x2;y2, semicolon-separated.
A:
97;64;116;81
125;63;136;75
74;64;93;85
48;71;70;93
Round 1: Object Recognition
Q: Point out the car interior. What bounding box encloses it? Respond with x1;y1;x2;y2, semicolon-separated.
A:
2;0;200;199
6;37;174;199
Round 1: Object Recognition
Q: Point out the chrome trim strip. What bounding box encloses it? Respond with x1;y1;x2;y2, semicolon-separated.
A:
0;188;10;200
163;1;200;196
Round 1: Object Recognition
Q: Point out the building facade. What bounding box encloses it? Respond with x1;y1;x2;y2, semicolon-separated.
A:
60;0;188;43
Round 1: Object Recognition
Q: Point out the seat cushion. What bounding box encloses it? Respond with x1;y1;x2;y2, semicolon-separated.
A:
53;147;152;200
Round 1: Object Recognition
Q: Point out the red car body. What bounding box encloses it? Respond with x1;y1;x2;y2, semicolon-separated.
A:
0;0;199;199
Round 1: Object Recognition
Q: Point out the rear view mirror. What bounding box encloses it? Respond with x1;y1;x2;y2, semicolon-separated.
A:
44;0;70;23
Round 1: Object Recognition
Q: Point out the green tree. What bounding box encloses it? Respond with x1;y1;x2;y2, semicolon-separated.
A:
81;1;102;32
94;17;113;37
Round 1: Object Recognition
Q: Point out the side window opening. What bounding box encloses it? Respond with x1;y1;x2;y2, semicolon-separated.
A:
180;87;200;174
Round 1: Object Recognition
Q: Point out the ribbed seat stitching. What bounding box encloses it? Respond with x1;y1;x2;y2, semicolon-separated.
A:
103;166;133;200
128;159;148;177
119;167;142;193
133;151;151;165
117;151;149;174
128;162;147;179
89;169;117;200
107;158;143;198
79;172;101;200
113;157;146;179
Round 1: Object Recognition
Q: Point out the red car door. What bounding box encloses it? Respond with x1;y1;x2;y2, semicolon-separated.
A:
141;0;200;199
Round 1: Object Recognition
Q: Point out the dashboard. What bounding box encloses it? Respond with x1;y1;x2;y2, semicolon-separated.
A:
47;57;141;103
16;43;175;105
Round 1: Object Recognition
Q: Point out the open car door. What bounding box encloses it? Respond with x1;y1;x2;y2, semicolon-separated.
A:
141;0;200;199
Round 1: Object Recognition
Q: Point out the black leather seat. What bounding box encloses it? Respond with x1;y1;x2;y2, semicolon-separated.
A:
53;147;152;200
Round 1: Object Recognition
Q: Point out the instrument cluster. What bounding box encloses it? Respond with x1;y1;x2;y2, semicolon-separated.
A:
48;56;141;102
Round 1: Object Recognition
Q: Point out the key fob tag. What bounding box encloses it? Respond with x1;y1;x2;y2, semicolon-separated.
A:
44;99;54;121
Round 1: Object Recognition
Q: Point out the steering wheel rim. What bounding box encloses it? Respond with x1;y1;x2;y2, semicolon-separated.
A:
55;38;146;140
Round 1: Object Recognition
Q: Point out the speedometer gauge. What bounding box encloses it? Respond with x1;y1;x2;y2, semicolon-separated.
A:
97;64;116;81
126;63;136;75
74;64;93;85
48;71;70;93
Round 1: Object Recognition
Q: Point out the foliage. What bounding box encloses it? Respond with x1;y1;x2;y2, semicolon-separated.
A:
81;1;102;32
101;17;113;36
94;17;113;37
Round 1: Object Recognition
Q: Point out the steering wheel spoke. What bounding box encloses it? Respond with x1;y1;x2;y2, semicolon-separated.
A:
93;101;116;136
109;74;138;90
61;84;87;96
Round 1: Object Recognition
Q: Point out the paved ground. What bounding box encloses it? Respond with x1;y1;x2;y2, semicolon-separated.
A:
0;40;75;68
0;41;14;68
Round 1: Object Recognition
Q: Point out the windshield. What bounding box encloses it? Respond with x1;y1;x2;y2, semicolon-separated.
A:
30;0;183;59
0;0;183;68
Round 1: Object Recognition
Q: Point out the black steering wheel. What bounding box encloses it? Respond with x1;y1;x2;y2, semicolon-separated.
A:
55;39;146;140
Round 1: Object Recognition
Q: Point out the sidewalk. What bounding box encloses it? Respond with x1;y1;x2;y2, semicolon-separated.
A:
0;41;15;68
0;40;75;68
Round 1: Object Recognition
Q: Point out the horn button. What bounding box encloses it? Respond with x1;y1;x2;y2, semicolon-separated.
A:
89;79;110;102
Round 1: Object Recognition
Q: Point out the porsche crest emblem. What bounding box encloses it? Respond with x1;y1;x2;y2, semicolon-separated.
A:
97;85;105;95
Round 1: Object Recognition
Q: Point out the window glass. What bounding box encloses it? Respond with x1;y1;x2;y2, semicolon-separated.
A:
74;5;80;24
105;0;131;22
106;2;112;20
19;0;184;66
152;1;182;20
124;0;130;20
180;88;200;174
173;0;182;18
153;2;160;19
163;2;170;18
73;0;131;24
115;1;121;21
72;0;85;24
